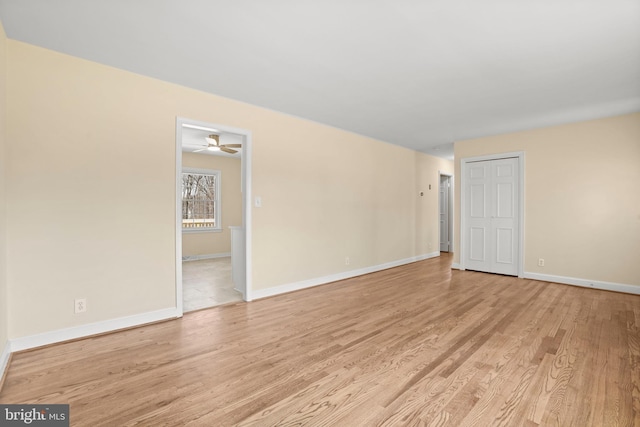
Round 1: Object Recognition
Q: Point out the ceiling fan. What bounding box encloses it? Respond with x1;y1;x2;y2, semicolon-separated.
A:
194;134;242;154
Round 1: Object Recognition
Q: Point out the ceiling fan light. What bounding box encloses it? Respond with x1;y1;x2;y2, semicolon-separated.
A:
207;146;221;151
205;134;219;144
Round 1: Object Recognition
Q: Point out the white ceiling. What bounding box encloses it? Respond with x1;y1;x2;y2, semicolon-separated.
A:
1;1;638;160
182;126;243;158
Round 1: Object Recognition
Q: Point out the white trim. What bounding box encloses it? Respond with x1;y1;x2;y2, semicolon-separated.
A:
175;120;184;315
524;272;640;295
10;308;179;353
449;266;639;295
176;118;253;308
459;151;525;278
183;167;221;175
182;253;230;262
182;228;223;234
252;252;441;300
242;128;253;302
0;340;11;384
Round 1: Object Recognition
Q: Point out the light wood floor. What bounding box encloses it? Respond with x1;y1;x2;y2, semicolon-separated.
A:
1;254;639;426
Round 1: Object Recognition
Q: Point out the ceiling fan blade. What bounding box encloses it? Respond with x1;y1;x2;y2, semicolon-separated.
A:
193;148;206;152
220;147;238;154
223;144;242;148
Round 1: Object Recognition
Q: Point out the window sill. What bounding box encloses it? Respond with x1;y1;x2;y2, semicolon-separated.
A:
182;228;223;234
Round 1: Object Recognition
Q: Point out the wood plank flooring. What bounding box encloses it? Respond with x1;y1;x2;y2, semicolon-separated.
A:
1;253;639;426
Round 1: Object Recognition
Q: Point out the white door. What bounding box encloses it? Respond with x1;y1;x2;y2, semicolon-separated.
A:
464;157;519;275
439;175;451;252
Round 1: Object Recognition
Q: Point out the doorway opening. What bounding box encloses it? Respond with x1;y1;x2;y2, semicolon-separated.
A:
439;173;453;253
175;118;252;315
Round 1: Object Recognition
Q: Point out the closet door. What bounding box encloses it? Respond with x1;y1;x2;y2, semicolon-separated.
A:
464;158;519;276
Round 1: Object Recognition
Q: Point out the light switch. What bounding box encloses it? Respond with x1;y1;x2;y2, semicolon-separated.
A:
255;196;262;208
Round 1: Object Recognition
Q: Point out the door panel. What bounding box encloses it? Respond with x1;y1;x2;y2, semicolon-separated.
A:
464;157;519;275
464;162;491;273
495;163;513;177
495;227;514;264
470;184;486;218
491;158;518;275
470;227;486;261
496;182;513;218
470;165;486;179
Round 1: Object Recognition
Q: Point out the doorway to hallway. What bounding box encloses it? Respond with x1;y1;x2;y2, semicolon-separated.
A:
439;174;452;252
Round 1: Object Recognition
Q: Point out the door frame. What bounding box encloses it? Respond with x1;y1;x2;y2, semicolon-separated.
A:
459;151;524;277
438;171;453;253
175;117;253;316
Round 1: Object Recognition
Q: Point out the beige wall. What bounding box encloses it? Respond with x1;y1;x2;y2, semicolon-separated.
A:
5;40;451;339
181;152;242;257
0;22;8;352
454;113;640;286
415;153;454;256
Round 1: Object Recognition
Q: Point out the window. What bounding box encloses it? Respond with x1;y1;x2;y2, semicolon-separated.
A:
182;168;221;232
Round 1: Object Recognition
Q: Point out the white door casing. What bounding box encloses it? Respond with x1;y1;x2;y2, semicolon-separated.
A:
175;117;253;317
461;154;523;277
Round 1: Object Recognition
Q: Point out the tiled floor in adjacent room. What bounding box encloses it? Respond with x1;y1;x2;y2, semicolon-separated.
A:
182;257;242;312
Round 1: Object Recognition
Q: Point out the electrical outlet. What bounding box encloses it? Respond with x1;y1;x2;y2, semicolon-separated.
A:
538;258;545;267
345;257;350;266
74;298;87;314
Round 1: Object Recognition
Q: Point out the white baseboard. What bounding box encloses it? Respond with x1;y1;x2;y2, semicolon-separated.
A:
0;340;11;385
523;272;640;295
182;252;230;262
10;307;180;353
252;252;441;300
451;266;638;295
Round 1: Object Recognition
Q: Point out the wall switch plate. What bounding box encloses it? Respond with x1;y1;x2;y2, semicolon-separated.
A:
255;196;262;208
